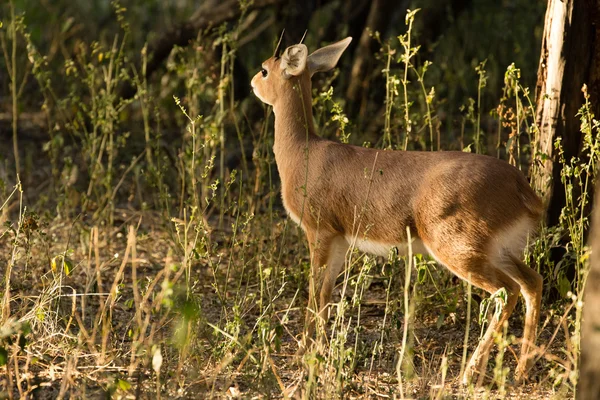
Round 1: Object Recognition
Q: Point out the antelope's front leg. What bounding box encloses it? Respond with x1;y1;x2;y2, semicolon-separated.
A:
299;233;348;353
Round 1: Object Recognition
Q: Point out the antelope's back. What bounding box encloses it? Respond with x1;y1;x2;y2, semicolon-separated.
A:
411;151;542;248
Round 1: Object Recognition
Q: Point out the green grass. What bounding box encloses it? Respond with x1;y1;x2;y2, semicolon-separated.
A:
0;2;595;399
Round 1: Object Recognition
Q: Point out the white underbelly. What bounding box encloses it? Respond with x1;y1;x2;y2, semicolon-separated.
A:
345;235;429;257
287;209;304;229
283;200;430;258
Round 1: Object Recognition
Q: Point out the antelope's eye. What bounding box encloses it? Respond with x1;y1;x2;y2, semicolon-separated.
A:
261;68;268;77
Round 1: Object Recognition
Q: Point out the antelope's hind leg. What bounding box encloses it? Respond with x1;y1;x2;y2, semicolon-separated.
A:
426;247;521;386
459;260;521;386
505;255;543;382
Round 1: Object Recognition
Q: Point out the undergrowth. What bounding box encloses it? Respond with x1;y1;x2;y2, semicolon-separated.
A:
0;2;597;399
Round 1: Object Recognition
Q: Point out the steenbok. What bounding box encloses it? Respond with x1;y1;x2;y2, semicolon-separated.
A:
251;33;543;384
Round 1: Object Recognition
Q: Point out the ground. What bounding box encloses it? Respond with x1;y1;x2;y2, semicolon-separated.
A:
0;204;572;399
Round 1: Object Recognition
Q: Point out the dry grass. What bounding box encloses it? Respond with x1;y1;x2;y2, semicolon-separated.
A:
0;203;576;398
0;2;591;398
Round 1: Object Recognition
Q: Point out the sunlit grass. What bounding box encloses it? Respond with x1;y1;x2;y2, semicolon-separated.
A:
0;2;594;399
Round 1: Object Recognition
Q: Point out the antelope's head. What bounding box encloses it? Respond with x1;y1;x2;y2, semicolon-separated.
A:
251;33;352;106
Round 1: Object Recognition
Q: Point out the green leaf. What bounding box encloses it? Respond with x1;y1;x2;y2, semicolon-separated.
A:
0;347;7;366
417;267;426;284
436;313;445;329
63;257;73;276
21;322;31;336
558;275;571;298
117;379;131;391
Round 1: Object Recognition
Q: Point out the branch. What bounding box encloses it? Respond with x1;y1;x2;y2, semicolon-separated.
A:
121;0;282;99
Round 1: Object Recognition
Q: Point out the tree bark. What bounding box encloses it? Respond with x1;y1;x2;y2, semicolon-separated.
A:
345;0;399;117
532;0;600;227
579;178;600;399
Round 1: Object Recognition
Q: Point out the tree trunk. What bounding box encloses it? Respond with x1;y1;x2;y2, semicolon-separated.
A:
532;0;600;227
579;179;600;399
345;0;399;117
534;2;600;391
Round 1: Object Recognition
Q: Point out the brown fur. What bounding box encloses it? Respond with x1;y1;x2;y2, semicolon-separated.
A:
251;38;543;384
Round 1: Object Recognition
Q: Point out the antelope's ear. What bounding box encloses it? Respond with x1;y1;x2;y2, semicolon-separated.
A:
281;44;308;79
307;37;352;76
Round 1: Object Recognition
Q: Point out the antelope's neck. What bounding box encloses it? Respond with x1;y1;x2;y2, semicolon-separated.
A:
272;81;318;168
